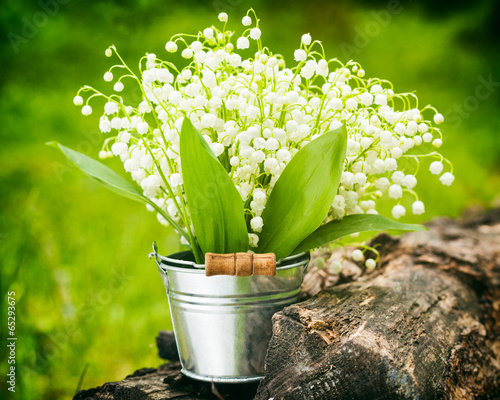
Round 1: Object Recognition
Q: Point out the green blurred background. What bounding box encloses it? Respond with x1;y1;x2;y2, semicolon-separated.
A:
0;0;499;398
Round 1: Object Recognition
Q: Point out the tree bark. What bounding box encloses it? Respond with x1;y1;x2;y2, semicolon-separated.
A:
73;361;260;400
256;209;500;400
74;208;500;400
156;331;179;362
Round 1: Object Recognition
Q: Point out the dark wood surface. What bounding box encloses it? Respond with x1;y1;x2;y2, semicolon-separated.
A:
74;208;500;400
73;362;260;400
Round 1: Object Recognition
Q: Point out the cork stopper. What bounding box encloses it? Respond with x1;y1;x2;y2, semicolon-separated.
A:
205;253;235;276
253;253;277;276
205;252;276;277
235;252;253;276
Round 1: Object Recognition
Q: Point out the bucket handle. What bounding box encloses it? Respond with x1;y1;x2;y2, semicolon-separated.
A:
205;252;277;276
149;242;170;292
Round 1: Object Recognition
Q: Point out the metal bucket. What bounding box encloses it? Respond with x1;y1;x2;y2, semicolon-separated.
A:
150;248;309;383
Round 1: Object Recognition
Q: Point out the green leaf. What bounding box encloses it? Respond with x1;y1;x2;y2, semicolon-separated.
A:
47;141;189;241
292;214;426;254
256;125;348;260
48;141;146;203
180;118;249;255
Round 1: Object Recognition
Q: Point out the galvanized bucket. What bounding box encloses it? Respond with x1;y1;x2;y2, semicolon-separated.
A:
149;248;309;383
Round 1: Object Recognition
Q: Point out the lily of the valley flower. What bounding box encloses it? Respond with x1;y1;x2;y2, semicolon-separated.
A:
74;9;453;250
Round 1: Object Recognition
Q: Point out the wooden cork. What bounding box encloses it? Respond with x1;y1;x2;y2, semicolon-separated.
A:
235;252;253;276
204;252;276;277
205;253;235;276
253;253;277;276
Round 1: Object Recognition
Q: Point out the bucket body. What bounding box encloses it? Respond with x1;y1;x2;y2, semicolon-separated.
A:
151;250;309;383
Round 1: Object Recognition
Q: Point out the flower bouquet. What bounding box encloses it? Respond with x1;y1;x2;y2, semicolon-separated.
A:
50;9;453;382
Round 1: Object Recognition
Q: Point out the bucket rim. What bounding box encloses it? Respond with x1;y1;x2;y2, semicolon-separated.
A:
180;368;264;383
154;250;309;274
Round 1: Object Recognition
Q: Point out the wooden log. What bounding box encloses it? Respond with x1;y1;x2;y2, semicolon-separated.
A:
74;208;500;400
156;331;179;362
255;209;500;400
73;362;260;400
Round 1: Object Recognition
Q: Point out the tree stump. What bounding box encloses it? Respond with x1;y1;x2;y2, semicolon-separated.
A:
74;208;500;400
